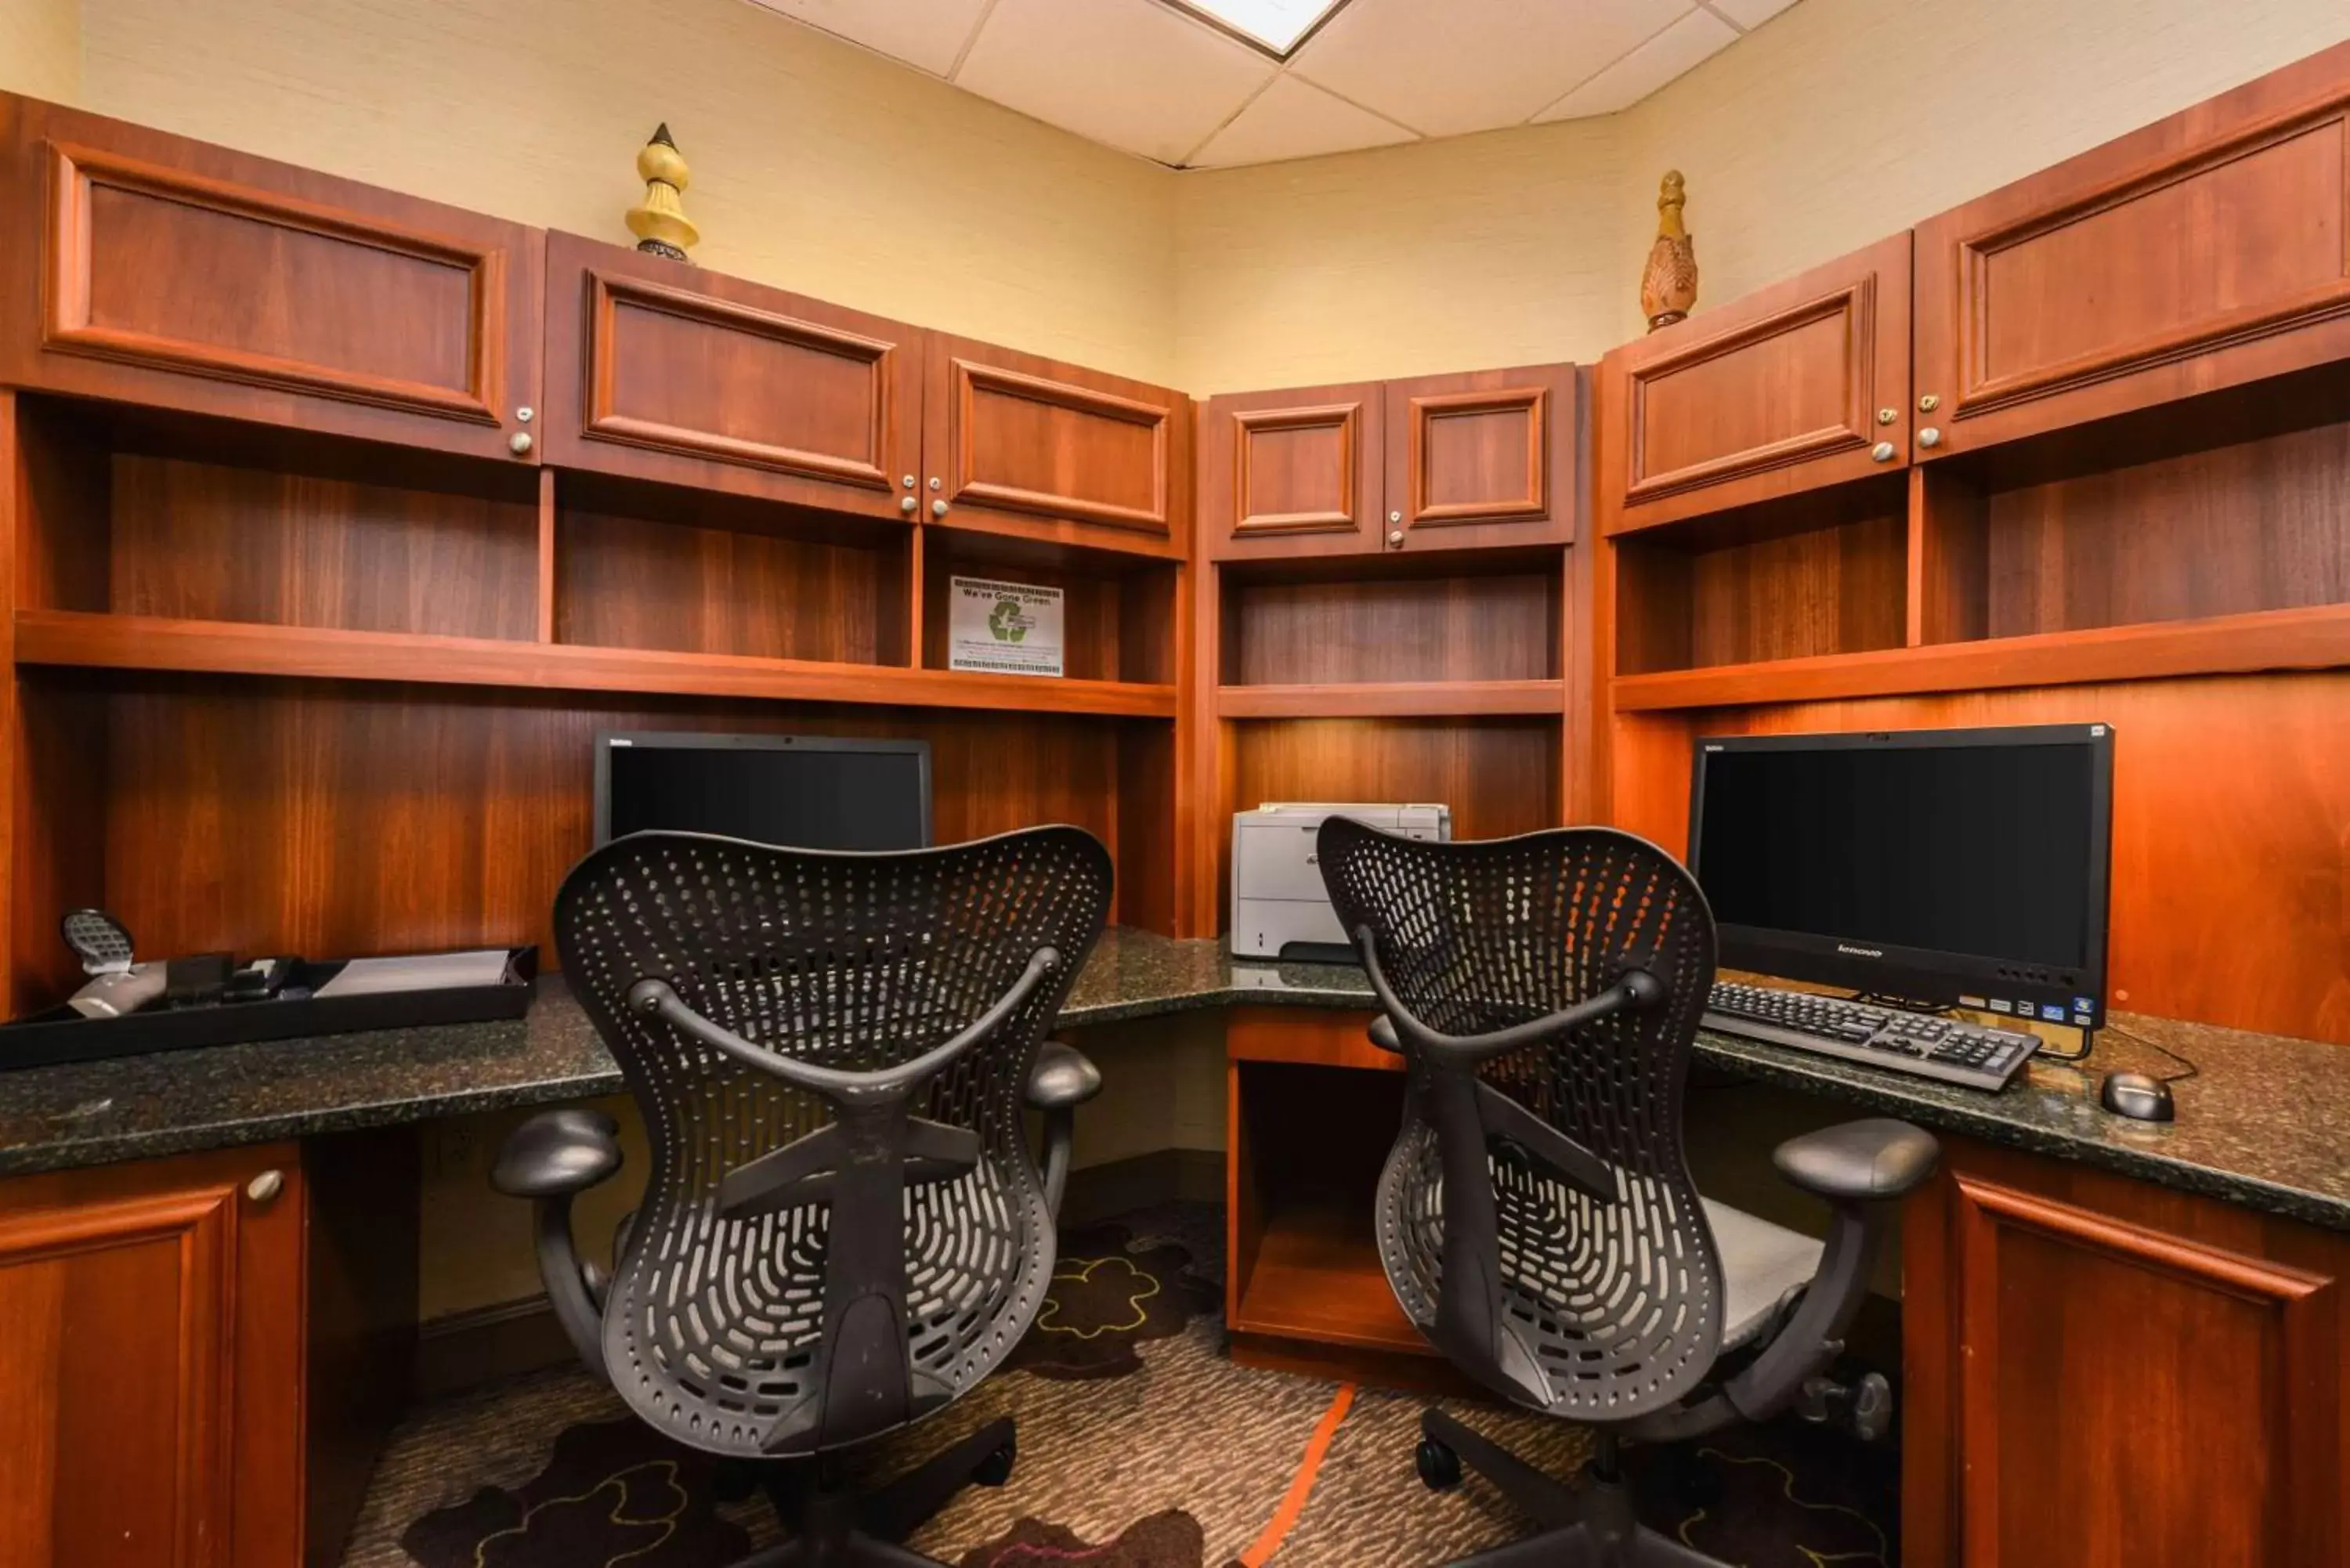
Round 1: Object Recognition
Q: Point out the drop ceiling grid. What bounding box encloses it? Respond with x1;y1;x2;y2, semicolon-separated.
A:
745;0;1805;168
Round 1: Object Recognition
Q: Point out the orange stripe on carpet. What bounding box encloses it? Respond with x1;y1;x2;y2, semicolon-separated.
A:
1236;1382;1358;1567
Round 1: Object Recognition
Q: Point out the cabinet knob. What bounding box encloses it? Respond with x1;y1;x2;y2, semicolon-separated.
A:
246;1169;285;1205
1388;510;1402;524
1918;393;1941;412
902;474;916;489
900;496;917;514
928;476;942;491
508;432;533;456
1870;441;1896;463
1387;529;1405;547
1918;427;1943;449
515;406;533;424
931;499;949;518
1875;407;1896;425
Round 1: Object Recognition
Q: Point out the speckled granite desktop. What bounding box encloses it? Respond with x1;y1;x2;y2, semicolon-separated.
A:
4;929;2346;1234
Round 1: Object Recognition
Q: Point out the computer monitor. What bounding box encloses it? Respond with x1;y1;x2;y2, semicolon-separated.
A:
593;732;932;851
1686;723;2113;1028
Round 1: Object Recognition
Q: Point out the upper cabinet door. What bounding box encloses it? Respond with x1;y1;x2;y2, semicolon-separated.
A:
1202;381;1384;562
1383;364;1577;552
0;98;541;464
922;334;1191;558
1913;42;2350;457
1600;233;1911;535
543;231;922;522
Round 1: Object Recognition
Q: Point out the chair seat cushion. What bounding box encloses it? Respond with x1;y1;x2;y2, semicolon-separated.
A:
1701;1198;1826;1349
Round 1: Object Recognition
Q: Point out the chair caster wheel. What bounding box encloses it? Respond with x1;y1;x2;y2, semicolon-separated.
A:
974;1439;1017;1487
1416;1437;1462;1492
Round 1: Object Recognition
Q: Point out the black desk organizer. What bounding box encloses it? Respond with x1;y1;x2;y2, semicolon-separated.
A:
0;947;537;1071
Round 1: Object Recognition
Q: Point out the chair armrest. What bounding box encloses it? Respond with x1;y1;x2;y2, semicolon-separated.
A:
491;1108;623;1382
492;1108;623;1198
1026;1041;1102;1111
1773;1118;1939;1203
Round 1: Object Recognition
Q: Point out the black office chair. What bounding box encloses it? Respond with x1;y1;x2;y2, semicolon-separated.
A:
1316;818;1939;1568
492;825;1113;1568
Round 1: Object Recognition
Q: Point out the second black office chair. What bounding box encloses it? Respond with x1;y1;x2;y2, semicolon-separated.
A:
494;825;1112;1567
1317;818;1938;1568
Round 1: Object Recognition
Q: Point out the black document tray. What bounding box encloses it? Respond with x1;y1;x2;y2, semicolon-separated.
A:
0;947;537;1071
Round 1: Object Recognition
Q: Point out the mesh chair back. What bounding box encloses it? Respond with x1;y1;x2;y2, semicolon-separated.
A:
1317;819;1724;1419
555;826;1112;1456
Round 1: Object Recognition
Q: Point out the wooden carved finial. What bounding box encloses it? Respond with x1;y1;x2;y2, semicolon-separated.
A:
627;123;700;262
1640;170;1697;331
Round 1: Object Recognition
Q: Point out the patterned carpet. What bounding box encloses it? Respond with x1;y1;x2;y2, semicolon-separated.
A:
342;1204;1896;1568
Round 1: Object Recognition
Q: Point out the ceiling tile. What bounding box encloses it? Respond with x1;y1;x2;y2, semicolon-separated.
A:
1706;0;1802;30
1534;8;1737;121
1290;0;1693;138
746;0;992;78
1186;74;1416;167
955;0;1276;164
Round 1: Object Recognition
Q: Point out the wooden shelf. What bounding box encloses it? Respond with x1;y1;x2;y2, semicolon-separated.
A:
1610;602;2350;711
1218;679;1565;719
14;609;1178;719
1231;1199;1434;1357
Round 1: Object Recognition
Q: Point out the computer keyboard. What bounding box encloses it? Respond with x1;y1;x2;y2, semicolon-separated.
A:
1705;981;2041;1091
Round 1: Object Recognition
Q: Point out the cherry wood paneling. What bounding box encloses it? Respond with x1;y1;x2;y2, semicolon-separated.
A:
1914;39;2350;457
924;334;1190;558
1383;364;1576;552
1601;233;1911;534
1232;717;1560;842
0;99;540;463
1202;382;1383;562
557;505;906;666
543;232;922;522
1904;1137;2347;1568
1224;570;1560;686
1607;673;2350;1043
0;1143;305;1568
7;675;1164;997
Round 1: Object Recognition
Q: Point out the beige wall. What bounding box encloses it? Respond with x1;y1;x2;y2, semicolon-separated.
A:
0;0;78;103
1171;0;2350;392
77;0;1179;385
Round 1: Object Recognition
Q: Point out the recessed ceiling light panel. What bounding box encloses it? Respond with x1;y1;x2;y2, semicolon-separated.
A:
1165;0;1353;58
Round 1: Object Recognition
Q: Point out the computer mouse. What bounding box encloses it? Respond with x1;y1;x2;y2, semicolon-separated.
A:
2099;1071;2175;1122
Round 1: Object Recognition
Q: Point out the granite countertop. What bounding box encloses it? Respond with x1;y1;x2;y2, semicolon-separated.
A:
4;929;2346;1234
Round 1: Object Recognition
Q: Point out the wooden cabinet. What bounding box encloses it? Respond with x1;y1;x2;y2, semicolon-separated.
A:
1206;364;1576;560
0;97;542;464
1599;233;1911;534
0;1144;306;1568
922;334;1190;558
1904;1136;2348;1567
1383;364;1575;552
1202;381;1385;561
542;231;922;522
1913;40;2350;457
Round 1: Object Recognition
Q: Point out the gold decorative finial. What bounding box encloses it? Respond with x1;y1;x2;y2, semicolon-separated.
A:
627;123;700;262
1640;170;1697;331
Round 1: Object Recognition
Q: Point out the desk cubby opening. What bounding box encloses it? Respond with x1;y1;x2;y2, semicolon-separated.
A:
551;469;914;667
1230;716;1563;835
1613;474;1909;677
1219;555;1564;687
1913;387;2350;649
6;674;1176;1012
1228;1059;1426;1355
918;528;1177;686
14;396;541;641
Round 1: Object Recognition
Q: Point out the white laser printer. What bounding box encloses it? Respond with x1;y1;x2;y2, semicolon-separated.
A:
1230;802;1452;962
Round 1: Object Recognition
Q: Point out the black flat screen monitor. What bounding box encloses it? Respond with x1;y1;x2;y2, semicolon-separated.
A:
1686;724;2113;1028
594;732;931;851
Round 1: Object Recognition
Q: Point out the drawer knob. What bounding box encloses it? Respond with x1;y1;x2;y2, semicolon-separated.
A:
508;432;533;456
1870;441;1896;463
1918;427;1943;449
246;1169;285;1205
931;499;949;518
